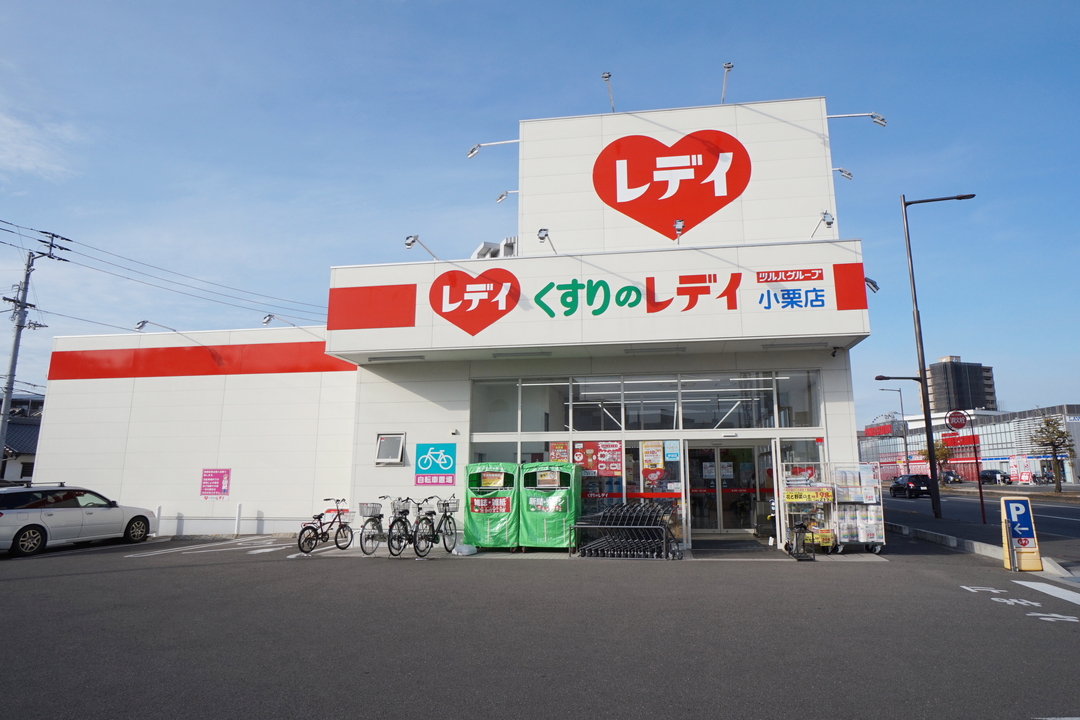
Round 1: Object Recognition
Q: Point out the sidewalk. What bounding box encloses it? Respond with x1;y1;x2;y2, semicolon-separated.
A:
885;482;1080;584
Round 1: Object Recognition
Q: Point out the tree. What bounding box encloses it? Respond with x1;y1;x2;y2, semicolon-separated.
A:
917;440;952;477
1029;413;1076;493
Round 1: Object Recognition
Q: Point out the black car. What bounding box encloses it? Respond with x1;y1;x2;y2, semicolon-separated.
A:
979;469;1011;485
890;474;932;498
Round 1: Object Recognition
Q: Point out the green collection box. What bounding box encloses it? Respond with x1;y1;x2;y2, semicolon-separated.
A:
518;462;582;548
463;462;520;548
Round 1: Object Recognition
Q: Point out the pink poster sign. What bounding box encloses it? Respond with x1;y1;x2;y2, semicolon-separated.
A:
201;468;231;499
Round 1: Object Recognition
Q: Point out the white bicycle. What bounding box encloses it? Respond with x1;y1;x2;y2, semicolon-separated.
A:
417;448;454;471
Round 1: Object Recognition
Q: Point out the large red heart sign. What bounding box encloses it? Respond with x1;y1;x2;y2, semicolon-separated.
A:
429;268;520;336
592;130;751;240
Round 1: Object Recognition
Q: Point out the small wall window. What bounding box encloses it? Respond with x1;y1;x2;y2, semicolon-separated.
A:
374;434;406;465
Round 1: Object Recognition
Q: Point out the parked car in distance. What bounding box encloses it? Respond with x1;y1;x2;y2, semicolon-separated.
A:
941;470;962;484
890;474;932;498
0;484;158;557
979;470;1011;485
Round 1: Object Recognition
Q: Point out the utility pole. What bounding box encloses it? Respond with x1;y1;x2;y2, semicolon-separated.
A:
0;233;67;459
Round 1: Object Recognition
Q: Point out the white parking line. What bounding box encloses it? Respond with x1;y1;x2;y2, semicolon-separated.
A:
15;538;171;559
181;543;293;555
1013;581;1080;607
286;545;341;559
125;536;273;558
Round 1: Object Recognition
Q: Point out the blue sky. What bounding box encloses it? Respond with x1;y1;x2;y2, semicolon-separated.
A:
1;1;1077;425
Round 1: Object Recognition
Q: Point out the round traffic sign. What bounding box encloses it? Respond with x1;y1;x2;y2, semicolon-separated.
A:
945;410;967;431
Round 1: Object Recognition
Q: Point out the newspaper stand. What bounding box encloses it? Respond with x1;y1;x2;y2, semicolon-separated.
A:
519;462;581;549
572;502;683;560
463;462;520;549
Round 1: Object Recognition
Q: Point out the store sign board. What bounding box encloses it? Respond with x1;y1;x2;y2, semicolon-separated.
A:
945;411;968;431
784;487;834;503
517;98;835;255
327;242;869;358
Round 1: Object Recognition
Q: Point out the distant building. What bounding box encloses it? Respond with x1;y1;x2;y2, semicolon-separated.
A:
926;356;997;413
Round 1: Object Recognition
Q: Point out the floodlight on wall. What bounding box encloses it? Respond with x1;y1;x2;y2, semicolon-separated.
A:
602;72;615;113
833;167;853;180
673;219;685;243
134;319;224;365
809;211;835;239
466;139;520;159
721;62;734;104
826;112;888;127
404;235;440;261
537;228;557;254
865;277;880;294
496;190;518;204
261;313;324;339
135;319;175;332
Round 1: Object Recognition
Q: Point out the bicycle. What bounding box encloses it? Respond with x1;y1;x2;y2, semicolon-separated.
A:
417;447;454;472
298;498;353;554
427;494;459;553
358;495;394;555
386;496;436;558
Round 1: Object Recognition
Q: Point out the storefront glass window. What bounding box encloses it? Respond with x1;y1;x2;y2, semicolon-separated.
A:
470;441;519;464
680;373;774;429
520;378;570;432
777;371;821;427
470;380;519;433
572;376;623;431
623;375;678;430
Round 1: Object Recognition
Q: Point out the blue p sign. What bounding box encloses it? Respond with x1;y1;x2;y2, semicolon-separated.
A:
1006;499;1035;539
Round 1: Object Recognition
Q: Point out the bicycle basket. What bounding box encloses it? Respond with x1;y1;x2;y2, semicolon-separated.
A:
437;498;460;513
339;511;355;524
391;499;411;514
357;503;382;517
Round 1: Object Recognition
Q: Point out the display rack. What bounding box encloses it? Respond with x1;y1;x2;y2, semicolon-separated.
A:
778;462;885;556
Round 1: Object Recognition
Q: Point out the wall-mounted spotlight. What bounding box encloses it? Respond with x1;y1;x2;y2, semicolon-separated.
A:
135;319;175;332
537;228;558;254
673;219;685;242
404;235;440;261
826;112;887;127
721;62;734;104
466;139;520;159
864;277;880;294
602;72;614;113
496;190;519;204
833;167;853;180
822;211;834;228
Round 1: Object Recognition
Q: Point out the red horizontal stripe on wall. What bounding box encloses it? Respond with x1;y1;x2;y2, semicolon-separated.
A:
832;262;868;311
48;341;356;380
327;285;417;330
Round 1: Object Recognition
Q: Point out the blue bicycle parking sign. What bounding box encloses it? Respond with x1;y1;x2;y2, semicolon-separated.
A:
414;443;457;486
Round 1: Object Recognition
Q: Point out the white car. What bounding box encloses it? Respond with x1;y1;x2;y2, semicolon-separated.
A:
0;484;158;556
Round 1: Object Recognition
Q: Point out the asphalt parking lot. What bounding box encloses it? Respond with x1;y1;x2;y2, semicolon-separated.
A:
4;531;1080;720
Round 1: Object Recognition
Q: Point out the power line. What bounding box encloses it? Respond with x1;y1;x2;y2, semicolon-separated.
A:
35;309;141;333
0;218;324;310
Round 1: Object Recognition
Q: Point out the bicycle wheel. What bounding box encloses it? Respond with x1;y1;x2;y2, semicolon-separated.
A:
441;515;458;553
334;524;354;550
298;527;319;554
418;454;433;471
387;518;409;556
414;517;435;558
360;518;381;555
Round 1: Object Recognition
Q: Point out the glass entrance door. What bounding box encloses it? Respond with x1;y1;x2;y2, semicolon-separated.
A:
688;444;765;533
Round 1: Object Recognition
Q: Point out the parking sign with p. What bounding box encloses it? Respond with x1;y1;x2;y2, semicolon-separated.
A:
999;496;1042;571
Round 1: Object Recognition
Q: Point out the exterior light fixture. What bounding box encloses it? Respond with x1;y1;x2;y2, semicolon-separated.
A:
537;228;557;254
833;167;853;180
602;72;614;113
673;219;685;243
721;62;734;104
864;277;880;294
465;139;520;159
822;211;834;228
826;112;888;127
404;235;439;261
496;190;518;204
135;320;176;332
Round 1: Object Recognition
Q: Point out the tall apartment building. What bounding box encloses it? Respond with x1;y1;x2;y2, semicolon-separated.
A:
926;356;998;412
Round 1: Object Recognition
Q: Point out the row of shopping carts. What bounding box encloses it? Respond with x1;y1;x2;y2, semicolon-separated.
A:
573;502;683;560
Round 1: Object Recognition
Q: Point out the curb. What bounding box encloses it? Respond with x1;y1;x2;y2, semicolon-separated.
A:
886;521;1076;578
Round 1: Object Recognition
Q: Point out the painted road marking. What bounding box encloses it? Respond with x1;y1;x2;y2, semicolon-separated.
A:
17;538;171;559
287;545;342;559
126;536;273;557
247;547;288;554
1014;580;1080;606
182;543;292;555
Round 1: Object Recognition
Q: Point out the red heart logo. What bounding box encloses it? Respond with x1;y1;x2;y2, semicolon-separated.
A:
429;269;520;336
592;130;751;240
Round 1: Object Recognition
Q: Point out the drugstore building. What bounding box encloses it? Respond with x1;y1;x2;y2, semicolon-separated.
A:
35;97;872;547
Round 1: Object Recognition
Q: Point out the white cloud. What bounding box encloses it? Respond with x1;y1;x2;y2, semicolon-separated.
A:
0;108;79;180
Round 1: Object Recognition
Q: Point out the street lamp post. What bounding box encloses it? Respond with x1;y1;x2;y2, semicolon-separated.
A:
879;388;910;473
892;192;975;520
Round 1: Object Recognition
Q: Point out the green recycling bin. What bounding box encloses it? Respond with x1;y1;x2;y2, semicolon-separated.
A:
464;462;520;548
518;462;582;548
